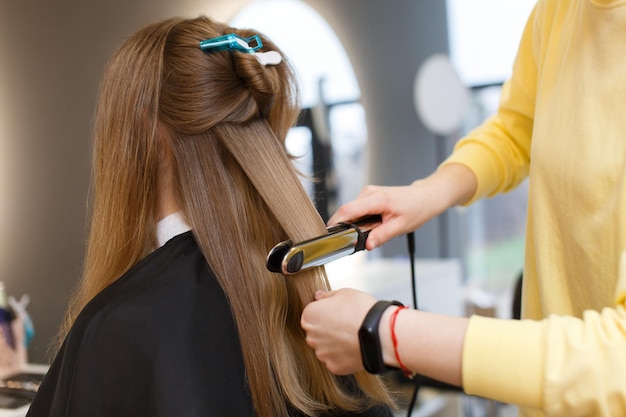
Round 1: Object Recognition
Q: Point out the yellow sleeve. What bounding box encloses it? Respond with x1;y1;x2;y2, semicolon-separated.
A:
543;307;626;416
463;305;626;416
462;315;547;409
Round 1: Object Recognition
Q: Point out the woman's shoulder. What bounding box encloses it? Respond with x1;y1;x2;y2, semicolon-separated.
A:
30;232;252;417
67;231;228;348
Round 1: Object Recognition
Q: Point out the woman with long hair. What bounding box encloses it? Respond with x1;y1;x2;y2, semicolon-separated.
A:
26;16;394;417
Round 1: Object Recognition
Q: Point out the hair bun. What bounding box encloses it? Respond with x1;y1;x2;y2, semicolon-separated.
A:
233;53;282;116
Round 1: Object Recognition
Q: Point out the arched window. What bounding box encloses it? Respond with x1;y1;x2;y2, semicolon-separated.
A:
231;0;366;221
447;0;535;297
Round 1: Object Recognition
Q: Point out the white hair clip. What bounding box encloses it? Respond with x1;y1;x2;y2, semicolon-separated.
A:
200;33;282;66
254;51;282;66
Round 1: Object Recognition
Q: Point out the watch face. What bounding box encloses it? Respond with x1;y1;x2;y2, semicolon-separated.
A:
358;327;379;373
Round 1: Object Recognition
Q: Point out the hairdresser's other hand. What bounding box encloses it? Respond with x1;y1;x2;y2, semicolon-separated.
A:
328;163;477;250
301;288;375;375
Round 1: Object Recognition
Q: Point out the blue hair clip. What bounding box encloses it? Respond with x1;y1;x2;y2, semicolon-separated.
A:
200;33;263;54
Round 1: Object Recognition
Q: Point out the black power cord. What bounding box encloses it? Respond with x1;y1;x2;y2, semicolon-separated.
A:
405;231;421;417
408;232;418;311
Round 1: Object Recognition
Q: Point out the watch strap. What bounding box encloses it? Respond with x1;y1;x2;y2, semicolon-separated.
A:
358;300;403;374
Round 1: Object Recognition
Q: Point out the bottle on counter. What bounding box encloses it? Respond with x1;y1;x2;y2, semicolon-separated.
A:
0;282;15;349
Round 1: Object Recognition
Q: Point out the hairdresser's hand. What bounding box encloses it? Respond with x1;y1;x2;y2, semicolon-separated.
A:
328;163;477;250
301;288;376;375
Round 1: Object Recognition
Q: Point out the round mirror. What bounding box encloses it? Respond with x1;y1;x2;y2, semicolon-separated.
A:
414;53;469;136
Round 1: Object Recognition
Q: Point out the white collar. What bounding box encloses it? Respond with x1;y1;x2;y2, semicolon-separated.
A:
156;212;191;247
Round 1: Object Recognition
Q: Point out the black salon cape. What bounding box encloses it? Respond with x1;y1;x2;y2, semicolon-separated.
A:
27;232;392;417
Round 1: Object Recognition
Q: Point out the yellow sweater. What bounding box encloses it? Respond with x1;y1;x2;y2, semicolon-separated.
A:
443;1;626;415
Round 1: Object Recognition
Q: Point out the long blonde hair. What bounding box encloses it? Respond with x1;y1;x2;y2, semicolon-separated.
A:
63;16;394;416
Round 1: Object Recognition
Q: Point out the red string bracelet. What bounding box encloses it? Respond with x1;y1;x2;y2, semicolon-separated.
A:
390;305;415;379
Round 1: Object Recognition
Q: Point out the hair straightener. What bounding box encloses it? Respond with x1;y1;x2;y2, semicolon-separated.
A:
267;215;423;417
266;215;382;275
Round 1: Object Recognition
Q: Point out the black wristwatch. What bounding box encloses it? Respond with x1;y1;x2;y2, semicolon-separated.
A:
358;300;403;374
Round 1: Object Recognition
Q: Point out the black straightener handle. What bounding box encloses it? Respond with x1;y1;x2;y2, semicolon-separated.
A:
266;215;382;275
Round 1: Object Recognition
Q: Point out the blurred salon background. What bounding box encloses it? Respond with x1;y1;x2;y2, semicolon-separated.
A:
0;0;534;402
